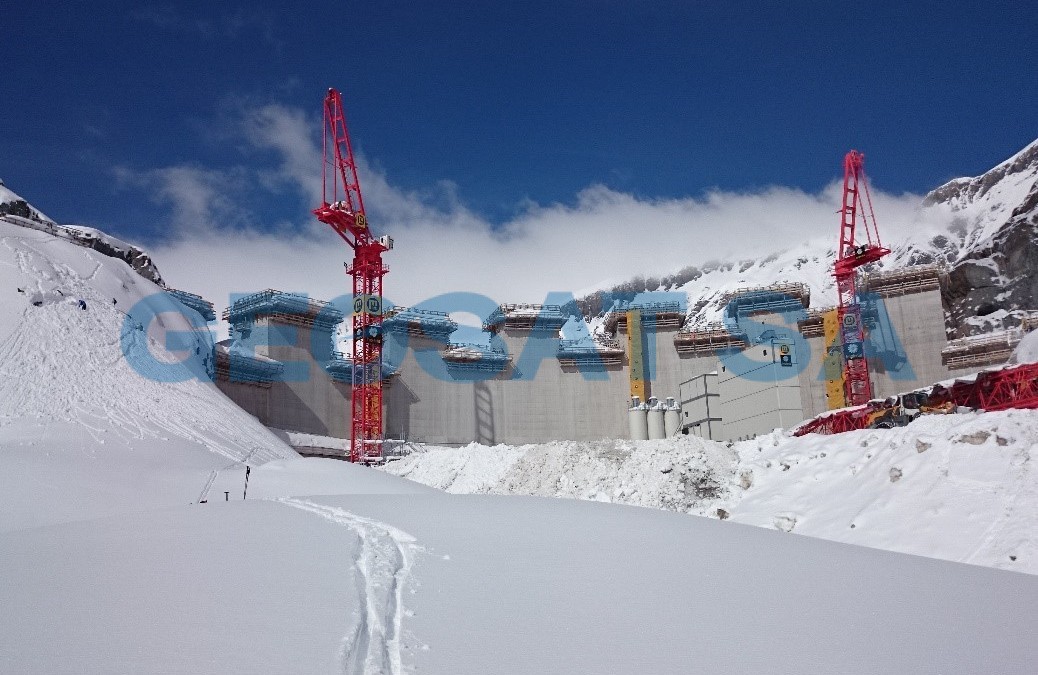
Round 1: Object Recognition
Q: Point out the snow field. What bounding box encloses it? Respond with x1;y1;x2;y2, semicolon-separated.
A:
385;408;1038;574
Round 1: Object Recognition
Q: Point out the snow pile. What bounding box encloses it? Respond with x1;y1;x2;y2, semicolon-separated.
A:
1009;328;1038;364
730;409;1038;572
387;437;738;513
384;408;1038;574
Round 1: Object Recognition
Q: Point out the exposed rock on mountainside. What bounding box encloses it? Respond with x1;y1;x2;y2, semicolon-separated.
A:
0;182;164;285
925;141;1038;337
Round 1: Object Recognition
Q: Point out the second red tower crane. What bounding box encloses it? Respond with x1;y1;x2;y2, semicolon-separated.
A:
833;150;890;407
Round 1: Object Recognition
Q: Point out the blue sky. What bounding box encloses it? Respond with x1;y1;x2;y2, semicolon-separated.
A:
1;1;1036;309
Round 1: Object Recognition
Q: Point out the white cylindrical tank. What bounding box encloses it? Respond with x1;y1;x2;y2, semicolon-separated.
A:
647;397;666;440
664;396;681;437
628;398;649;441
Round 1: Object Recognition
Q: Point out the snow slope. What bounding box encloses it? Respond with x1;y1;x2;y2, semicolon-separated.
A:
0;182;53;222
0;218;297;529
384;408;1038;574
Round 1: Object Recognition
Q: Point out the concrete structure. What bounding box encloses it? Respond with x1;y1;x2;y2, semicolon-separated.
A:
215;290;353;446
679;373;720;439
209;267;994;449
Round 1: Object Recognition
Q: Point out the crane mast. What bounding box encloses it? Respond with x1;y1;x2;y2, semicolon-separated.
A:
833;150;890;407
313;88;390;463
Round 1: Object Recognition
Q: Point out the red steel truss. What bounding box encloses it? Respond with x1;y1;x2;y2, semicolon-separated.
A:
834;150;890;406
793;362;1038;437
312;88;390;463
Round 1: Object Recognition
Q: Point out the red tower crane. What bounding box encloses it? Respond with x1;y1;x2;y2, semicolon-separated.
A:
313;88;391;463
833;150;890;407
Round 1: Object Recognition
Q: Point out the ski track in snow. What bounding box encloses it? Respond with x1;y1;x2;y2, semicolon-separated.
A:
276;497;421;675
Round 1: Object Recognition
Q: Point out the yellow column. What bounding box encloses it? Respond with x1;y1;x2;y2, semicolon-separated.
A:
627;310;647;402
823;309;847;409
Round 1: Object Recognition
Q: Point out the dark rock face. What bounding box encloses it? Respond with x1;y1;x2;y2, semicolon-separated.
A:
0;199;33;219
73;230;165;286
1;188;165;287
927;143;1038;338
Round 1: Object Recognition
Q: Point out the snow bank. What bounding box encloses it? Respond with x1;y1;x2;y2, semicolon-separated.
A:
386;436;738;512
384;409;1038;574
730;409;1038;572
1009;328;1038;364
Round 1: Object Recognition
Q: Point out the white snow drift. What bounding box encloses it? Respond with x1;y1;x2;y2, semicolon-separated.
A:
384;407;1038;574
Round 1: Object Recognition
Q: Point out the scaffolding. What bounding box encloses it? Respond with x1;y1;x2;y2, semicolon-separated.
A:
214;344;284;387
166;288;216;322
797;308;831;339
673;322;748;355
223;289;343;332
942;329;1024;370
382;306;457;340
557;337;625;366
324;350;395;384
441;342;511;370
603;301;684;334
484;303;569;333
861;264;943;298
717;281;811;313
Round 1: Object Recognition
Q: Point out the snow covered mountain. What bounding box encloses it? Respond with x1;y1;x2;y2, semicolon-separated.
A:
580;139;1038;338
0;181;164;285
925;140;1038;336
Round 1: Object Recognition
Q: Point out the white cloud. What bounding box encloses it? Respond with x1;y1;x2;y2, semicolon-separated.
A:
136;104;940;330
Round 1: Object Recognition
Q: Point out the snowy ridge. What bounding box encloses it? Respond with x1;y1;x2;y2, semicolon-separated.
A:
0;182;53;222
923;138;1038;250
587;139;1038;332
383;408;1038;574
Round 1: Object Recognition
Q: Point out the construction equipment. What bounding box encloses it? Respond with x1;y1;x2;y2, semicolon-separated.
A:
864;391;953;429
313;88;392;463
793;361;1038;437
833;150;890;407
